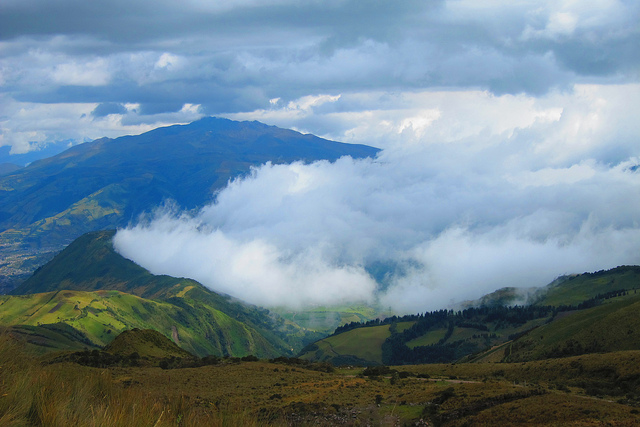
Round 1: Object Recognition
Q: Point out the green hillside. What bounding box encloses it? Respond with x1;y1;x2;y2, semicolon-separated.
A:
0;323;98;354
533;266;640;306
15;230;202;299
0;289;282;357
6;230;319;357
506;294;640;362
104;328;195;359
299;321;417;365
300;266;640;366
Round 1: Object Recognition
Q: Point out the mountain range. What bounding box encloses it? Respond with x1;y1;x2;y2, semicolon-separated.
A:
3;116;640;365
0;117;379;291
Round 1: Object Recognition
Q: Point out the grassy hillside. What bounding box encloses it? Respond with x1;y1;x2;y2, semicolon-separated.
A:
0;323;98;354
104;328;195;359
534;265;640;306
306;324;391;365
300;307;554;366
2;332;640;426
7;230;321;357
0;289;284;357
302;266;640;366
300;322;421;365
506;294;640;362
15;230;199;299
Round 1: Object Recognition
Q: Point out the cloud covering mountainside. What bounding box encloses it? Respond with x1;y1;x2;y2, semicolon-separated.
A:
3;0;640;312
114;86;640;312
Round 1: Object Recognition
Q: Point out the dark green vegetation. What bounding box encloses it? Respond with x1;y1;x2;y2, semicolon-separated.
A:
0;117;379;290
4;230;320;358
0;323;98;353
2;331;640;426
103;328;195;359
300;266;640;366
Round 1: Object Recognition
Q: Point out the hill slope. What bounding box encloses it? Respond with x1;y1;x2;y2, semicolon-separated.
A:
532;266;640;307
103;328;194;359
0;117;379;289
0;288;288;357
300;266;640;366
8;230;319;357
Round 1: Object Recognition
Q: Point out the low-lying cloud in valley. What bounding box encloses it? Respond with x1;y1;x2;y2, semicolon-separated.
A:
6;0;636;312
114;85;640;313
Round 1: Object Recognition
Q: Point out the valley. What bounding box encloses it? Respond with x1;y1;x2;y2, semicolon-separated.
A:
2;0;639;423
0;118;639;426
1;227;639;425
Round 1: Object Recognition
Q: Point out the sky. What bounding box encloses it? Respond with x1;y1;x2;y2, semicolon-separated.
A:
3;0;640;312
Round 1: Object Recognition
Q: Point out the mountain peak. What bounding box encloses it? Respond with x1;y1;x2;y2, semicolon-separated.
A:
0;118;379;290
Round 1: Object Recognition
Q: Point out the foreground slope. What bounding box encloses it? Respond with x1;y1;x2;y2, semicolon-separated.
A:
7;230;317;357
0;117;379;289
2;332;640;426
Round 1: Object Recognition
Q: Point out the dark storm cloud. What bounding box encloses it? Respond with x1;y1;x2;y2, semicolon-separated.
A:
91;102;127;117
2;0;638;121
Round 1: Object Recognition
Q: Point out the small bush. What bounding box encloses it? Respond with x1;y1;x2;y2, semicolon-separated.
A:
362;366;394;377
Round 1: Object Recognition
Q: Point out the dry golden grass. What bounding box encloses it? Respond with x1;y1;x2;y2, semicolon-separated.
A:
2;332;640;426
0;334;261;426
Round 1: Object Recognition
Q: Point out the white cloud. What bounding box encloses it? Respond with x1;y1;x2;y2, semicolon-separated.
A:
114;84;640;312
506;161;597;188
1;0;638;150
0;96;204;153
227;84;639;167
155;53;183;70
114;210;377;309
51;58;111;86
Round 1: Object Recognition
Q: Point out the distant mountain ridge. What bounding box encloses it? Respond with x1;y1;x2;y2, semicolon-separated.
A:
0;117;379;290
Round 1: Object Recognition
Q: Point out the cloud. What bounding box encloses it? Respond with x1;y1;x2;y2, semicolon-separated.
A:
0;95;203;153
113;84;640;312
228;84;640;166
91;102;127;118
1;1;638;152
1;1;639;312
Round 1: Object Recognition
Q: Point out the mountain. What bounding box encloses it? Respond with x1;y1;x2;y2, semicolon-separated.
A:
6;230;320;357
0;163;21;176
299;266;640;366
0;117;379;290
